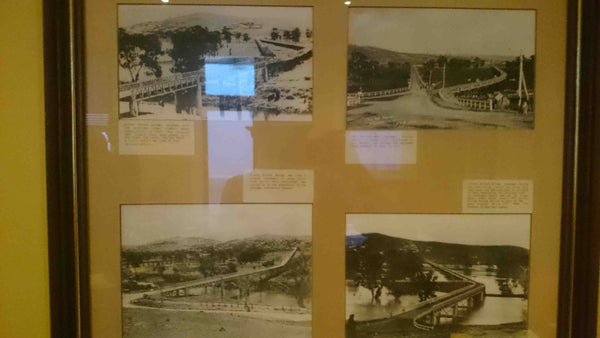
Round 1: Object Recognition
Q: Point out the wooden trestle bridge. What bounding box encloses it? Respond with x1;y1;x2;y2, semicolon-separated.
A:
118;57;270;117
354;259;486;332
123;247;299;307
119;39;312;117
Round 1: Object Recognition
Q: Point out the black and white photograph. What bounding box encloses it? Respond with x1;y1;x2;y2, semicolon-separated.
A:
118;5;313;121
345;214;530;337
120;204;312;337
347;8;536;130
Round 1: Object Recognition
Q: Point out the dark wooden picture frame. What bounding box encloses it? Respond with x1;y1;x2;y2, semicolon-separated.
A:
42;0;599;337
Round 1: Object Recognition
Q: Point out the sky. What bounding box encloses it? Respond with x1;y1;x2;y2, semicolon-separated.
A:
122;204;312;246
349;8;535;57
347;214;530;249
119;5;312;29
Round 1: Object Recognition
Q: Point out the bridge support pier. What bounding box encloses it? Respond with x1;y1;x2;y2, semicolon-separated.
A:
129;97;139;117
172;91;179;114
238;277;243;303
220;281;224;301
195;79;204;118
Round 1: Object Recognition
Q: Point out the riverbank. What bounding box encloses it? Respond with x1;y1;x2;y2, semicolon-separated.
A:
123;307;311;338
354;321;528;337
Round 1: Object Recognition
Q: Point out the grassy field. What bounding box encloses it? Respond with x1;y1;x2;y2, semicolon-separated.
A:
422;67;498;88
123;307;310;338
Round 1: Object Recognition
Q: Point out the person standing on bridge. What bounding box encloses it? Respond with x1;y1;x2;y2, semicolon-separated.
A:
521;101;529;115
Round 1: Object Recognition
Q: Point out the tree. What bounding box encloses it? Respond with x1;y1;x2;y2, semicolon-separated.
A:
473;57;484;68
198;257;216;277
283;30;291;40
221;26;232;44
436;55;448;66
305;28;312;39
118;28;163;82
448;57;471;70
243;33;251;42
169;26;221;73
270;28;280;40
383;250;423;300
415;270;438;302
234;31;242;42
238;248;264;263
356;251;385;300
461;248;473;268
286;254;311;308
291;27;301;43
227;261;238;273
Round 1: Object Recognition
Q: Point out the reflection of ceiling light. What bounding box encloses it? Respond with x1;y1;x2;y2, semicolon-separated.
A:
344;1;351;5
161;0;169;3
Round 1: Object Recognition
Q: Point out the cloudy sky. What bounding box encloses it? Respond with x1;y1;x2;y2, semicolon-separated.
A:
122;204;312;246
349;8;535;57
347;214;530;249
119;5;312;30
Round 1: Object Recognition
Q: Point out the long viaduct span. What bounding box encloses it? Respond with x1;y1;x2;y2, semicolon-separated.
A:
123;247;299;308
354;259;485;332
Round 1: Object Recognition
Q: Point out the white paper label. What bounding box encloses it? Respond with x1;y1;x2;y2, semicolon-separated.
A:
119;120;194;155
463;180;533;213
345;131;417;165
243;169;314;203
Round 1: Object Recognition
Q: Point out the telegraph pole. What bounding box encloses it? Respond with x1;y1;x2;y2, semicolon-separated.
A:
442;63;446;89
518;54;523;106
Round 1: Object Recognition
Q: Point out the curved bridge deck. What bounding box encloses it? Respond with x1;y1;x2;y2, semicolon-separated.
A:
354;259;486;332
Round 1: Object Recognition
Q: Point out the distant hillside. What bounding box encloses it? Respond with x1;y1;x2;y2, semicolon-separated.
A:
124;11;309;35
348;45;518;66
347;233;419;253
125;12;241;34
346;232;528;267
124;234;310;253
219;234;310;252
124;237;219;252
348;45;435;65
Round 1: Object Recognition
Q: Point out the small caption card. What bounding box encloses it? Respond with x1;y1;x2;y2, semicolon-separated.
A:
463;179;533;213
243;169;314;203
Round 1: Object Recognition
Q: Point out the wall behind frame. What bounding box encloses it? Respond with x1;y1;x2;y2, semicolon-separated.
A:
85;0;567;337
0;0;51;337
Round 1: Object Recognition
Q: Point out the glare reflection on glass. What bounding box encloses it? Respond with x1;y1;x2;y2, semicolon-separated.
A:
101;131;111;152
205;59;255;96
207;112;253;202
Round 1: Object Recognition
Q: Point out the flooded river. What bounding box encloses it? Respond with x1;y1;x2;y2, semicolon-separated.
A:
346;264;527;325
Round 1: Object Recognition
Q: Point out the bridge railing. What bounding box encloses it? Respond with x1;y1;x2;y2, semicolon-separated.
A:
119;70;203;93
159;247;300;293
346;86;410;106
437;66;507;111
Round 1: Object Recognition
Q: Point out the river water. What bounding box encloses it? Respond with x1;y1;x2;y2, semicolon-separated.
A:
346;264;528;325
182;285;311;309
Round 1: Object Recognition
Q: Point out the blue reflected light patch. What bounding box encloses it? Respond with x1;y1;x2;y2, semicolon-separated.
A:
205;64;255;96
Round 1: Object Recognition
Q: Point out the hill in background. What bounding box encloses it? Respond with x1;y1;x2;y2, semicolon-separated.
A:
124;234;310;254
347;232;528;267
348;45;518;66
